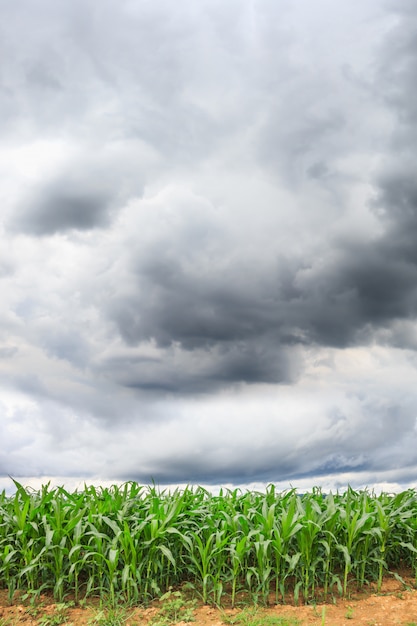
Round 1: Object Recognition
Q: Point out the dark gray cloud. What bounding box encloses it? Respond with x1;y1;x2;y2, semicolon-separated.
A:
102;0;417;380
82;2;417;394
8;146;146;234
103;205;417;393
98;341;293;394
14;188;112;235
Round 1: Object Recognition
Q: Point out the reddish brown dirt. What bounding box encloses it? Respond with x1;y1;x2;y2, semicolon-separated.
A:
1;575;417;626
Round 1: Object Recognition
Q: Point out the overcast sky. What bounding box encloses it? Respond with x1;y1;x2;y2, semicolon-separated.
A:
1;0;417;494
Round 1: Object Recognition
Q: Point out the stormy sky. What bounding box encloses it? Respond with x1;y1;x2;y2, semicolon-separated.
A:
1;0;417;494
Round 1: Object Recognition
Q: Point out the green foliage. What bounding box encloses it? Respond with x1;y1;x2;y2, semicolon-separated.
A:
222;607;300;626
88;606;132;626
37;602;73;625
1;481;417;607
0;618;17;626
151;589;196;625
37;614;67;626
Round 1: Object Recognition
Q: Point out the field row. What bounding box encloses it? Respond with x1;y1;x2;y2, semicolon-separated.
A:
1;481;417;606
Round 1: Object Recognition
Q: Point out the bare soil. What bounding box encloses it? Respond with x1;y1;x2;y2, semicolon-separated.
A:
1;573;417;626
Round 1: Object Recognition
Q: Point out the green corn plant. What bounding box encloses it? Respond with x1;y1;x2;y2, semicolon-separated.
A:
336;488;373;597
228;533;250;608
249;534;273;605
271;491;303;603
179;525;229;605
3;480;417;607
295;495;323;602
317;492;341;598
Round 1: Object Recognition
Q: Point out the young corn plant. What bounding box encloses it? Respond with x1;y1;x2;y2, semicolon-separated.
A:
3;480;417;607
246;534;273;605
271;492;303;603
336;488;373;597
228;534;250;608
295;495;323;602
180;527;229;605
317;492;341;599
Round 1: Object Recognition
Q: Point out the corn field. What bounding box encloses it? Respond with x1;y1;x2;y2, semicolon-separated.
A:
1;481;417;606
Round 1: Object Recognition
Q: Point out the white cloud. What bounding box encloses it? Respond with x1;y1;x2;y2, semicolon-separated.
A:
1;0;417;492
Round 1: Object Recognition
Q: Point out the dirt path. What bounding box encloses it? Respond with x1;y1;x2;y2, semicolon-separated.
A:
1;576;417;625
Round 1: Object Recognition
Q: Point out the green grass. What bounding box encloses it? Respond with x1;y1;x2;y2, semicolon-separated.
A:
151;589;196;625
1;481;417;607
87;606;133;626
222;607;301;626
0;619;16;626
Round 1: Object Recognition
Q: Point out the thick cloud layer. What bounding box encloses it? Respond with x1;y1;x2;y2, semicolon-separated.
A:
1;0;417;493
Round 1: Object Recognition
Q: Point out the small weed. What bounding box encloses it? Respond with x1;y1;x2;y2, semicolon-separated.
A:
151;589;196;626
88;607;132;626
221;607;300;626
310;604;326;625
0;618;17;626
25;605;43;618
311;604;326;622
38;616;67;626
38;603;71;626
345;606;354;620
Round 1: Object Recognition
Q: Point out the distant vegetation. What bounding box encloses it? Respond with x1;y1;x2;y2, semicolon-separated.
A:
1;481;417;606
